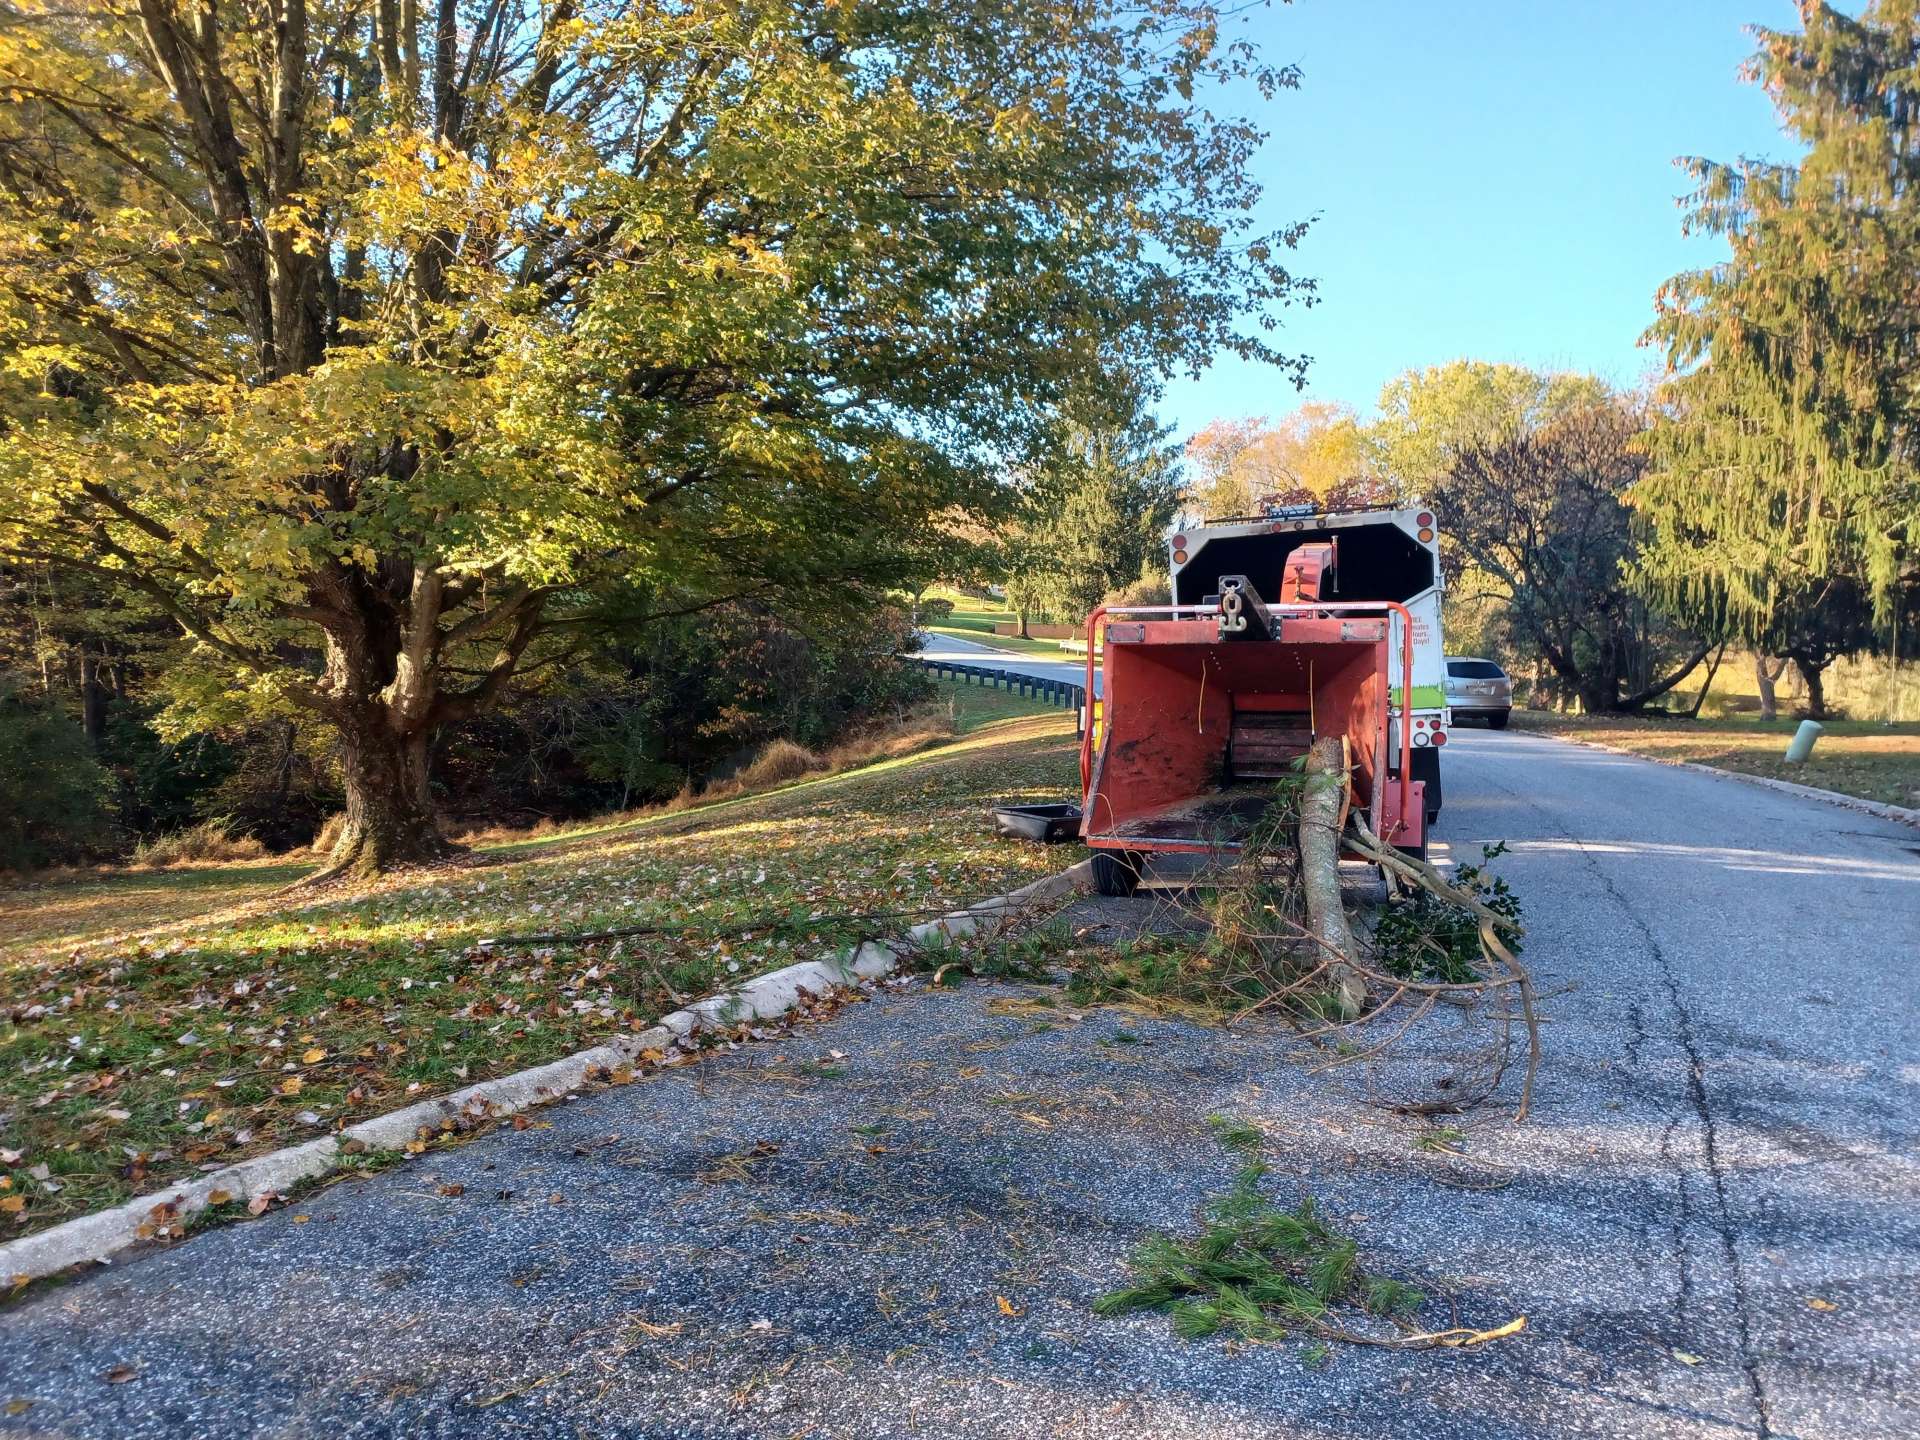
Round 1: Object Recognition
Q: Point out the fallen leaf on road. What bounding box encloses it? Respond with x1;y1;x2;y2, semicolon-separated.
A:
1673;1350;1704;1366
437;1183;465;1197
291;1214;311;1224
1806;1297;1837;1312
247;1193;275;1215
103;1365;135;1384
997;1295;1023;1317
5;1398;33;1415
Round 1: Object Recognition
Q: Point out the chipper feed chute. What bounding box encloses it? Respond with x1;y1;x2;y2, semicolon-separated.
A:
1077;564;1423;897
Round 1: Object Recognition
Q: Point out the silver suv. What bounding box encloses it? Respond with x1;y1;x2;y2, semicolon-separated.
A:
1444;657;1512;728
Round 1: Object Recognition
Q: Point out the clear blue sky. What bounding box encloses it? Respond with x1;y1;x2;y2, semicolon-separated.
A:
1157;0;1802;439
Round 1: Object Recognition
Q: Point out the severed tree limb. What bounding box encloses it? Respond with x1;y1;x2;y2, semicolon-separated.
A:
1344;814;1540;1121
1299;736;1368;1020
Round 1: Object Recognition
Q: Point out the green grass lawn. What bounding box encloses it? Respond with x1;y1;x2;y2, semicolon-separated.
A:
933;676;1069;732
922;590;1089;659
0;707;1083;1236
1514;711;1920;809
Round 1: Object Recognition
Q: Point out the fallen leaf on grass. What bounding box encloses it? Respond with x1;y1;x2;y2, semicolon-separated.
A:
247;1193;275;1215
302;1048;327;1065
278;1077;303;1097
0;1197;23;1214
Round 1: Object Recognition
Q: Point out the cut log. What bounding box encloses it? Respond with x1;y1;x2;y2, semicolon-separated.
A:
1299;736;1367;1020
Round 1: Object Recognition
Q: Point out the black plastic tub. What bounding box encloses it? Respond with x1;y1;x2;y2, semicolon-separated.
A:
991;803;1084;843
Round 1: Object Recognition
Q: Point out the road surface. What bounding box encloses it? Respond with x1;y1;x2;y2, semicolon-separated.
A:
1;731;1915;1438
917;631;1101;694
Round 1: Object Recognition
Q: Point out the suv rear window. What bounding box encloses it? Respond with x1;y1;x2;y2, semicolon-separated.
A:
1447;660;1506;679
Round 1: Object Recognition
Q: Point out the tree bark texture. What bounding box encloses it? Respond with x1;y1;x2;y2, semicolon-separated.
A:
1300;736;1367;1020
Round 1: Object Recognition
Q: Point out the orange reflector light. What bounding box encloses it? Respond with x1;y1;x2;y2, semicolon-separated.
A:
1417;527;1434;543
1172;549;1187;565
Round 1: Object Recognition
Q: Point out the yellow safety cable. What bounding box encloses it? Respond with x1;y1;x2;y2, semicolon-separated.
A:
1309;657;1316;736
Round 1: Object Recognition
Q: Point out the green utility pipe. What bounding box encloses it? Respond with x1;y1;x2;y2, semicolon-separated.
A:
1784;719;1823;763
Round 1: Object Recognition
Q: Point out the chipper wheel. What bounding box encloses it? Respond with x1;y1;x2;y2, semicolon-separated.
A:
1092;849;1145;898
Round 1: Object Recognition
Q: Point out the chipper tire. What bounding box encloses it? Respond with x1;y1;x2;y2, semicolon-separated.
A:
1092;850;1144;898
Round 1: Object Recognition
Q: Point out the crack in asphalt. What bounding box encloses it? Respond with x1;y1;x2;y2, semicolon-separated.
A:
1468;743;1776;1439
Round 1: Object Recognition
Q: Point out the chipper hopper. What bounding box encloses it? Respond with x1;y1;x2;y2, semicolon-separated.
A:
1078;546;1424;897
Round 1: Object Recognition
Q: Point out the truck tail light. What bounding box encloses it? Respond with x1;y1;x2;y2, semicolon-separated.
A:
1431;730;1447;746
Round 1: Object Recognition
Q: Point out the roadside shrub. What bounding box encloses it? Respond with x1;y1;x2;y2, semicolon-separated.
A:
732;738;825;789
1108;574;1171;607
918;596;955;624
0;684;117;869
132;818;267;868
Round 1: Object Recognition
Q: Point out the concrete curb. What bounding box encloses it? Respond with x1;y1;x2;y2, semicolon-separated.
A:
1543;730;1920;829
1;859;1092;1285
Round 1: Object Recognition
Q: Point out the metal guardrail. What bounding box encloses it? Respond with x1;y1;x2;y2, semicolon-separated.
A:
911;657;1085;713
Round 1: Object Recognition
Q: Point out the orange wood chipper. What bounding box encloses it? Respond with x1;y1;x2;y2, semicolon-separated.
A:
1078;544;1423;897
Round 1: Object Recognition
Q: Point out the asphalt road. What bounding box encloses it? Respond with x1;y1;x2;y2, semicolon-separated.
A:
916;632;1102;694
2;731;1916;1439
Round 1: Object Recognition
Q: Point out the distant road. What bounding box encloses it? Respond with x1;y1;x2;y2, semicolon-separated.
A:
915;632;1102;696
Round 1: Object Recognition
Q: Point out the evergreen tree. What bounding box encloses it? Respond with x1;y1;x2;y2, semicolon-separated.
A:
1638;1;1920;675
1003;394;1181;624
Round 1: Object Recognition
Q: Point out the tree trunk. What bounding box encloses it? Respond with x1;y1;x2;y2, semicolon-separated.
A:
1018;604;1030;640
1614;642;1712;713
1299;736;1367;1020
1686;643;1726;719
1754;653;1786;721
323;716;458;877
79;650;109;749
1790;652;1829;720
